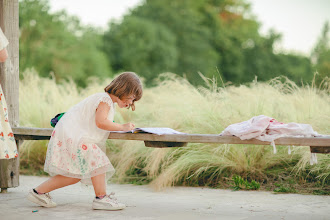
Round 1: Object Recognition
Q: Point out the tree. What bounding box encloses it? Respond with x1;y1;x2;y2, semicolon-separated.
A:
19;0;111;87
130;0;220;85
312;21;330;84
20;0;316;87
103;16;178;85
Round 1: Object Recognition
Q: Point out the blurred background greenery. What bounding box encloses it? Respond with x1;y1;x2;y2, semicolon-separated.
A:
17;0;329;193
19;0;329;87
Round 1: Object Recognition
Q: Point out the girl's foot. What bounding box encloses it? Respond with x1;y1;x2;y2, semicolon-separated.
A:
92;192;126;211
27;189;57;208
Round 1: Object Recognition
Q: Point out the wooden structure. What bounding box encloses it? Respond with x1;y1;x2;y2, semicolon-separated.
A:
0;0;19;193
13;127;330;153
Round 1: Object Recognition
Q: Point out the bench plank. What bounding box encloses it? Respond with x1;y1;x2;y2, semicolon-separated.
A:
12;127;330;148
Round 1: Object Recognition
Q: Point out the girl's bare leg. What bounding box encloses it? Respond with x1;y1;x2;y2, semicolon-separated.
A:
91;173;106;197
35;175;80;193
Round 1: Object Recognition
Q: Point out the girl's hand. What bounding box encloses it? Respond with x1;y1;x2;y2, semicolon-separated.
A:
122;123;135;131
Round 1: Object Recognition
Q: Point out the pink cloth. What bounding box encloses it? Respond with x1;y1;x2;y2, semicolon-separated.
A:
220;115;318;142
220;115;320;164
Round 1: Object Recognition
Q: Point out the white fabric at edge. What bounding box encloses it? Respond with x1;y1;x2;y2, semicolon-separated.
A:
220;115;320;164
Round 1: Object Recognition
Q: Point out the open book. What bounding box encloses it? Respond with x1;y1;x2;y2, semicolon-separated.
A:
113;127;185;135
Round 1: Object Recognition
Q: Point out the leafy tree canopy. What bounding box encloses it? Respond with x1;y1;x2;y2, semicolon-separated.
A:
104;16;178;85
312;22;330;85
19;0;324;87
19;0;112;87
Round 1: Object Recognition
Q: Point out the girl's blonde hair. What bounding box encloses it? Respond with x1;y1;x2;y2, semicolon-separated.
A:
104;72;143;111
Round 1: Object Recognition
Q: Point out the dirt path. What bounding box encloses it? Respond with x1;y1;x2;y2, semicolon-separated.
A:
0;175;329;220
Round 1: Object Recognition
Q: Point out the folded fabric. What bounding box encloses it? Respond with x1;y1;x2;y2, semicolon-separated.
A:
220;115;318;142
220;115;319;164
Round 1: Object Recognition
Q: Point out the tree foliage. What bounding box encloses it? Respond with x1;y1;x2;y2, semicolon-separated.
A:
19;0;324;87
19;0;111;87
312;22;330;84
104;16;177;85
104;0;221;85
103;0;314;85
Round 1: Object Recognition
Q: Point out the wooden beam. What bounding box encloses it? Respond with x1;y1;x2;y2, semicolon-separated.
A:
12;127;330;147
144;141;187;148
109;133;330;147
310;146;330;154
0;0;19;192
13;127;53;140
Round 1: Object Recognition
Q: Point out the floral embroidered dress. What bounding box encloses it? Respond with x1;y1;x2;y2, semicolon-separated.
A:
0;27;18;159
0;85;18;159
44;93;116;184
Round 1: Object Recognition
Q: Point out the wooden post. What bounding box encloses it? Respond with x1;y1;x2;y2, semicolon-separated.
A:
0;0;19;192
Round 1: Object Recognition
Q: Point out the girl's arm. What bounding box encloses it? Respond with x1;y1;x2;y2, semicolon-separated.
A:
95;102;135;131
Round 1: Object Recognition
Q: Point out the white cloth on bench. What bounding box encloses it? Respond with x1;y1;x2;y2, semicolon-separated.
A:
220;115;318;141
220;115;319;164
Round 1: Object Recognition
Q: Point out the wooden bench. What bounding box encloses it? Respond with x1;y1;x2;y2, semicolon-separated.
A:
0;126;328;193
12;127;330;153
0;125;329;194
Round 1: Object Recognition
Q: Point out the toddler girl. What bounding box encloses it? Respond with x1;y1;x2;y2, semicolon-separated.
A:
27;72;143;210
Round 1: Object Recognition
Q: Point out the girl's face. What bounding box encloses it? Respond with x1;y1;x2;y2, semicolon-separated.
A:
117;95;135;108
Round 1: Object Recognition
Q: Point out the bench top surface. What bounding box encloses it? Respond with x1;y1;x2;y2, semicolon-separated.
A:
12;127;330;147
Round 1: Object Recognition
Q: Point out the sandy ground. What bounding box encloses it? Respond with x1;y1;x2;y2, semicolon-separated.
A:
0;175;329;220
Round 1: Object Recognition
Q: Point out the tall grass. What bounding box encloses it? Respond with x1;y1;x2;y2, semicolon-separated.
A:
19;70;330;191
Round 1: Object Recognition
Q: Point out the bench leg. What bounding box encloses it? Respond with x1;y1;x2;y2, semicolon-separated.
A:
0;188;8;193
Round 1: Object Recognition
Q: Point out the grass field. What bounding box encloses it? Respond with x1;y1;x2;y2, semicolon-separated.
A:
19;70;330;194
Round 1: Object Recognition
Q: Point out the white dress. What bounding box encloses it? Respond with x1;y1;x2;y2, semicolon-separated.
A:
44;93;116;184
0;27;9;50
